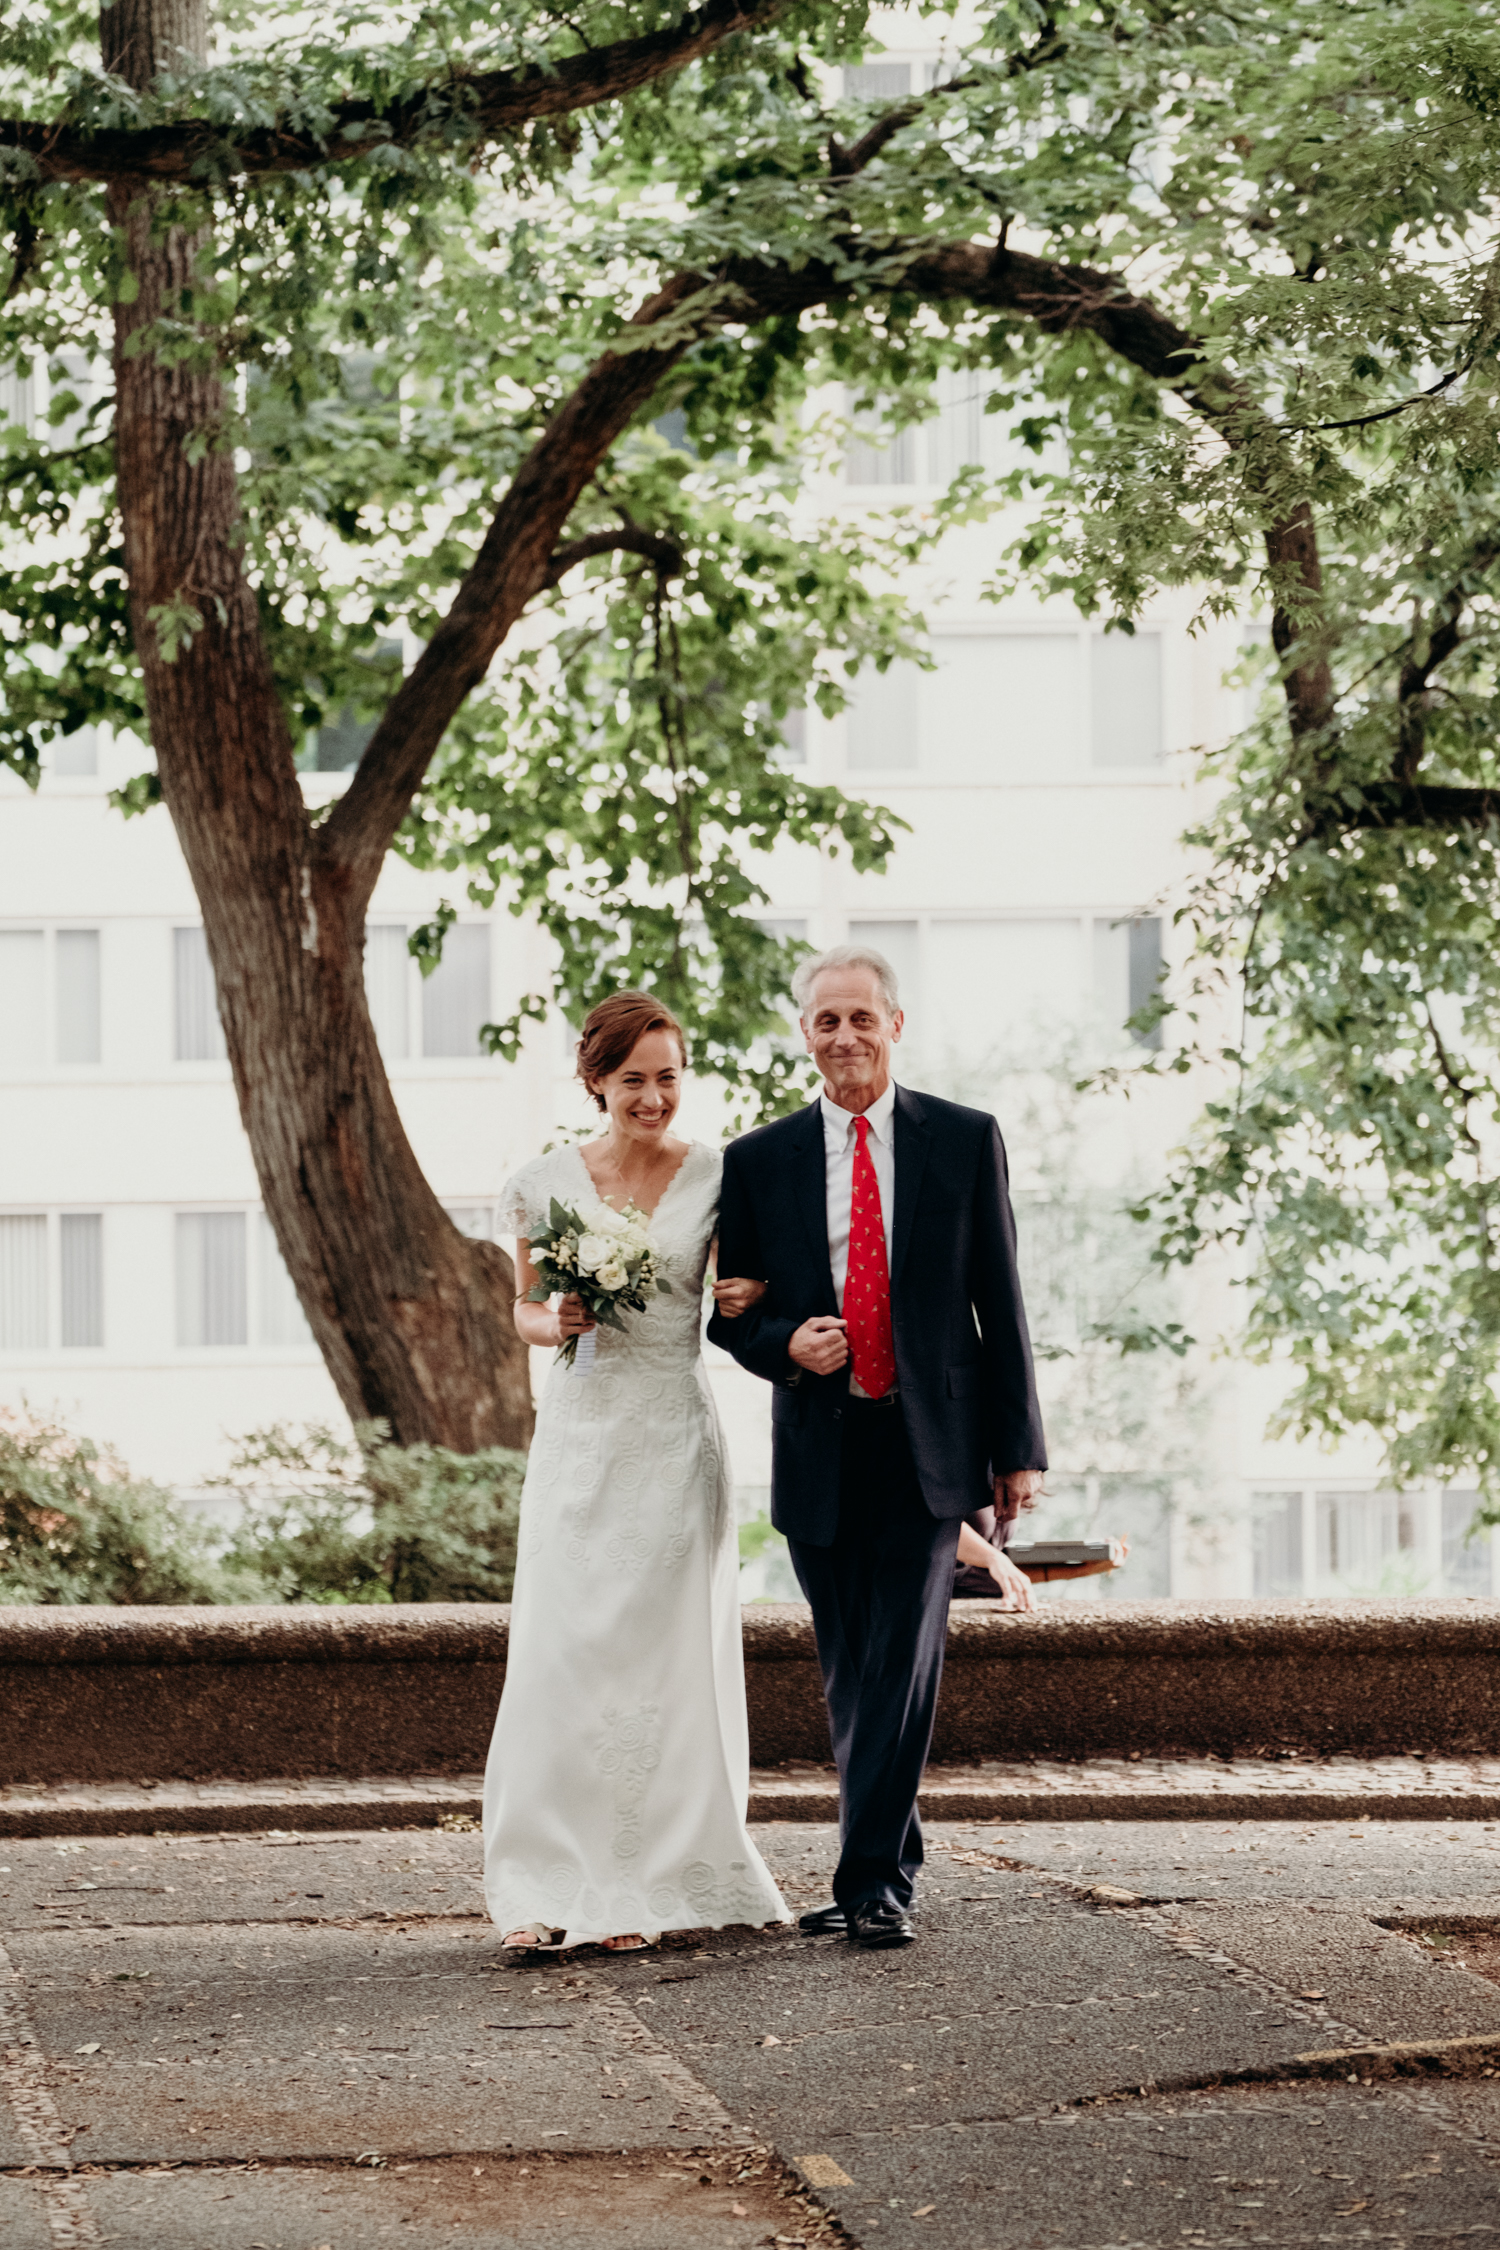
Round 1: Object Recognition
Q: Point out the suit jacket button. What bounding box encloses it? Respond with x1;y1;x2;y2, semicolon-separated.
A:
832;1409;842;1421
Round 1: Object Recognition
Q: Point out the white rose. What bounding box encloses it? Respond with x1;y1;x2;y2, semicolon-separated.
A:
575;1233;611;1274
585;1202;629;1238
621;1226;650;1257
595;1259;627;1291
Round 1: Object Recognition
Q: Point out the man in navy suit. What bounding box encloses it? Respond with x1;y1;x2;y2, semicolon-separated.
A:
708;945;1047;1948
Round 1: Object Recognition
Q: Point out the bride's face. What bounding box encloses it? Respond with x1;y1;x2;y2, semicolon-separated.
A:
598;1028;684;1144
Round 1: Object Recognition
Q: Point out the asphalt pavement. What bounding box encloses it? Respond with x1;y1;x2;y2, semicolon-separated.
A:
3;1814;1500;2247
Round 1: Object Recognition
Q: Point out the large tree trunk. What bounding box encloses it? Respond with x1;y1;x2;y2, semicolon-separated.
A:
101;0;535;1453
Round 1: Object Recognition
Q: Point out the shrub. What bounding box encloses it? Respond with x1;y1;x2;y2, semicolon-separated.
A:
0;1409;254;1605
217;1422;524;1603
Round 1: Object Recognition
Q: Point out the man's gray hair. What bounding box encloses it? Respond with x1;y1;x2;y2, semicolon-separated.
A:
792;942;901;1017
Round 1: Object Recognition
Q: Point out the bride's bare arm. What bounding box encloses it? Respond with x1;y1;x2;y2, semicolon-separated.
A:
511;1238;595;1347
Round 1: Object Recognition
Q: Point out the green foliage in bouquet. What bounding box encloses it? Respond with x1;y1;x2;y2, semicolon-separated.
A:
217;1423;525;1604
0;1409;255;1606
525;1195;671;1365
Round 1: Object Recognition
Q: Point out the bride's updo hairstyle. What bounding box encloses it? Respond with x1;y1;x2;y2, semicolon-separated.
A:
576;991;688;1112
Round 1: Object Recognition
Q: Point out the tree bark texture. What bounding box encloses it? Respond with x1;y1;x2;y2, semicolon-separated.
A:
102;0;536;1454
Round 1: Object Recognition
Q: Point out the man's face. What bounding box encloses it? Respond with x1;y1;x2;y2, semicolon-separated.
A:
802;966;903;1106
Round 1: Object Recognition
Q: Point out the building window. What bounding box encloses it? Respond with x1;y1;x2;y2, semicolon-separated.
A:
55;929;101;1063
59;1214;103;1346
174;927;228;1062
0;1214;48;1348
1092;917;1164;1050
0;930;47;1065
1315;1488;1416;1593
1090;632;1164;767
421;924;491;1059
365;924;411;1058
175;1212;247;1346
846;664;921;769
924;634;1082;783
845;371;998;489
1442;1491;1493;1595
51;729;99;777
0;928;102;1066
443;1203;495;1241
774;708;807;765
847;919;920;1017
1251;1490;1304;1596
924;918;1084;1066
307;638;404;773
256;1213;313;1347
842;62;912;98
0;1211;104;1348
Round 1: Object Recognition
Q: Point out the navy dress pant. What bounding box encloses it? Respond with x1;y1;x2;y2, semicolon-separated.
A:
787;1399;962;1913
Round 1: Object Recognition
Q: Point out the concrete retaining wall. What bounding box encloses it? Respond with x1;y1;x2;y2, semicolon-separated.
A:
3;1599;1500;1783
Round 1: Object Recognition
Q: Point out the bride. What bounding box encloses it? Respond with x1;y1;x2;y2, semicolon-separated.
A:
483;990;790;1952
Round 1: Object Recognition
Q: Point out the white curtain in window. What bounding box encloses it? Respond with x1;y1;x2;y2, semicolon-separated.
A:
1090;632;1163;767
924;636;1082;783
55;930;100;1064
846;920;920;1019
173;927;227;1061
257;1212;312;1347
421;924;491;1058
846;663;921;770
59;1213;103;1346
928;369;989;486
0;930;47;1066
842;63;911;97
176;1212;247;1346
443;1203;494;1241
925;919;1084;1067
51;730;98;777
364;924;410;1058
0;1214;48;1347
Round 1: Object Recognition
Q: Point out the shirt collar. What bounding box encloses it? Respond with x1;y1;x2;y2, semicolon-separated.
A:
820;1079;898;1149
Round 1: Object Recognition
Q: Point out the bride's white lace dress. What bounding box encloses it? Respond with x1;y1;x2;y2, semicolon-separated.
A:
482;1139;788;1944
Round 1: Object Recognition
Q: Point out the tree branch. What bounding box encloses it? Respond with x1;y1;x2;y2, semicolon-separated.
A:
540;524;684;589
316;273;705;898
3;0;785;185
1316;782;1500;831
1394;538;1500;783
319;232;1340;902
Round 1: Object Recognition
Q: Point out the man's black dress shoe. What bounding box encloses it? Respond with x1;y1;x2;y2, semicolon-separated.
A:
847;1900;916;1949
798;1902;847;1935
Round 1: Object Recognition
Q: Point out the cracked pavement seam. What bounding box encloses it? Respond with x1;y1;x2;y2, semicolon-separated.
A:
0;1935;99;2247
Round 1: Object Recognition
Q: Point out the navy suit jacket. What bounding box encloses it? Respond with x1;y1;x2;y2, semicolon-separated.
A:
707;1085;1047;1547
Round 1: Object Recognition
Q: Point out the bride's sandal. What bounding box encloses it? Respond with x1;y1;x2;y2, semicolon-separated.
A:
600;1932;659;1953
502;1923;566;1952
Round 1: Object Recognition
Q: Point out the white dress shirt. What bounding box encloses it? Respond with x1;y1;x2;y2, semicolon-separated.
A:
820;1082;897;1395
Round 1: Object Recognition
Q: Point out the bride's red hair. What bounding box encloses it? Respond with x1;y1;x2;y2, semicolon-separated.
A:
576;991;688;1111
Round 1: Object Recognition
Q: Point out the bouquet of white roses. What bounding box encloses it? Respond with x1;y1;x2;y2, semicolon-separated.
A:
524;1196;673;1366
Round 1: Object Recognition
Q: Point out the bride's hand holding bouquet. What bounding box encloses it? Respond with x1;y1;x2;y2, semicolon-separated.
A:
525;1195;672;1365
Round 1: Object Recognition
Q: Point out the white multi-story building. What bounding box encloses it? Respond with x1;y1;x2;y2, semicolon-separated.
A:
2;240;1492;1604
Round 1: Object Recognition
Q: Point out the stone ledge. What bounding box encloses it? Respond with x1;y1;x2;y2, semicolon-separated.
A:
5;1598;1500;1785
7;1756;1500;1838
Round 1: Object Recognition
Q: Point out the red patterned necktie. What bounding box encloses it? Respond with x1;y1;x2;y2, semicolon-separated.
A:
844;1115;896;1398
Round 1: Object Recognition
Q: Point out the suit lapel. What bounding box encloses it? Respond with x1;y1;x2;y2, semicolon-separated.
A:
790;1101;838;1310
890;1084;931;1289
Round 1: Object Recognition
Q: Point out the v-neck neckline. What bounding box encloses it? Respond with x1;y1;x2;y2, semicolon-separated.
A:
573;1139;700;1225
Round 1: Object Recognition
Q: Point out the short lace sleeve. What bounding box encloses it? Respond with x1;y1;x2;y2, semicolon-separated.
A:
495;1153;554;1239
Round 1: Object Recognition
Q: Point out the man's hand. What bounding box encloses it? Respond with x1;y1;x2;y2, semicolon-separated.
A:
995;1468;1044;1513
789;1316;849;1376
